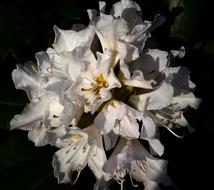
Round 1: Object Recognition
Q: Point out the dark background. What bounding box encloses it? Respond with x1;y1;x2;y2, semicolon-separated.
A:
0;0;213;189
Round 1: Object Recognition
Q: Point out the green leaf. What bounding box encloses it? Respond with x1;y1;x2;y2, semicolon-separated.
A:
166;0;202;41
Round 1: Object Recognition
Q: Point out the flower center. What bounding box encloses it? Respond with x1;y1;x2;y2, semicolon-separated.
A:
81;73;109;96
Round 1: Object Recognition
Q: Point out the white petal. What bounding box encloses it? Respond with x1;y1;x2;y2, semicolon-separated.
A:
87;9;98;23
144;181;160;190
111;0;141;18
94;101;126;134
52;133;90;183
93;177;110;190
145;158;172;186
113;115;140;139
134;49;168;74
103;131;118;151
106;68;121;89
28;127;47;146
99;1;106;12
129;82;174;111
131;157;171;187
172;92;201;110
35;51;52;74
46;127;67;145
123;70;152;89
118;41;139;63
27;124;66;147
103;139;148;174
88;145;107;179
147;139;164;156
53;25;95;52
10;100;46;130
95;14;129;51
141;115;156;138
140;115;164;156
111;0;142;30
51;47;95;81
174;112;189;127
12;64;42;99
164;66;196;91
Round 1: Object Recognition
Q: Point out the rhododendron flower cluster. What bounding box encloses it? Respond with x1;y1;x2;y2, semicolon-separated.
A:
10;0;200;189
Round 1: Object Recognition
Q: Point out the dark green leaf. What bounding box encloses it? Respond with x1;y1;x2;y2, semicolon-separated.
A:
166;0;202;41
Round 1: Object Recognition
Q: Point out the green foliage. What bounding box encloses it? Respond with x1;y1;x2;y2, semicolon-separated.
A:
166;0;202;41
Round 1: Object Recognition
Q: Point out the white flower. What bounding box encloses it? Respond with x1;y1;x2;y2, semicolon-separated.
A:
129;82;174;111
10;95;65;146
129;50;201;136
62;50;121;114
87;0;154;68
10;0;201;189
103;138;172;190
10;64;66;146
53;25;95;53
52;125;110;188
94;99;141;139
124;48;169;87
95;99;164;156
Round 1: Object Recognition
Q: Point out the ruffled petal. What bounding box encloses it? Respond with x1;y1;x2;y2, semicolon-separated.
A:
129;82;174;111
10;100;46;130
164;66;196;92
95;100;141;139
53;25;95;52
146;139;164;156
88;144;109;180
103;131;118;151
113;115;140;139
94;100;126;134
172;92;201;110
52;130;90;183
12;64;42;99
103;139;148;174
28;126;47;146
130;49;168;76
145;158;172;186
122;70;152;89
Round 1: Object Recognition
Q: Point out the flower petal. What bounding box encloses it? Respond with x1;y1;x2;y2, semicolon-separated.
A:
88;145;108;180
130;49;168;76
95;14;129;52
122;70;152;89
52;131;90;183
103;139;148;174
53;25;95;52
140;115;156;138
94;100;126;134
113;115;140;139
164;66;196;92
10;100;46;130
147;139;164;156
103;131;118;151
27;126;47;146
145;157;172;186
12;64;42;99
172;92;201;110
129;82;174;111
